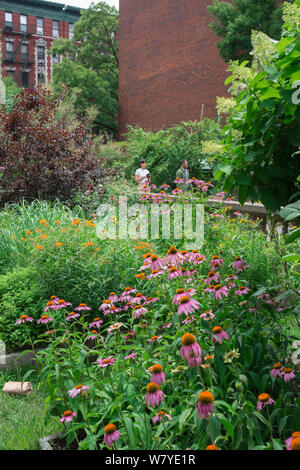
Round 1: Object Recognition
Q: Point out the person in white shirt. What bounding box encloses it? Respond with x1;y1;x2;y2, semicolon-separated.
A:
135;159;151;193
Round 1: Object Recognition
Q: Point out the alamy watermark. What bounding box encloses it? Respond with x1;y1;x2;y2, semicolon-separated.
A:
292;81;300;105
95;196;204;250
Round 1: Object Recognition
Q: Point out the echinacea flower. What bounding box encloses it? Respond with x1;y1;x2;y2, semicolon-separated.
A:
37;315;53;324
210;255;223;267
44;300;57;312
145;382;164;407
181;333;201;362
271;362;283;377
205;445;219;450
68;384;90;398
66;311;80;321
166;246;184;266
232;257;249;271
177;296;200;316
203;271;220;284
119;287;137;302
104;305;122;316
60;410;77;423
123;331;137;340
285;432;300;450
147;269;164;279
168;266;182;280
74;303;91;311
107;322;123;333
96;356;116;368
213;284;229;300
149;254;165;271
281;367;296;382
162;322;173;329
104;423;121;448
89;317;103;329
152;410;172;424
56;299;72;309
99;299;112;311
183;315;195;324
225;274;238;282
211;326;229;344
234;286;250;296
147;364;165;386
148;335;162;343
131;293;147;304
108;292;119;302
257;393;275;411
88;330;100;341
200;310;215;321
197;391;214;419
125;352;137;360
16;314;34;324
133;304;147;319
143;296;159;305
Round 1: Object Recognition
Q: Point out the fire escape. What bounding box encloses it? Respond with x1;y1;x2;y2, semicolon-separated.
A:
2;20;34;86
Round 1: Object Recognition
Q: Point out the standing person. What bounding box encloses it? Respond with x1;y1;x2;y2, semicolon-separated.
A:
176;160;191;191
135;159;151;193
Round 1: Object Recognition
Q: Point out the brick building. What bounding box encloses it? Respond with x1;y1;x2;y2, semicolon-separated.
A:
118;0;230;136
0;0;81;89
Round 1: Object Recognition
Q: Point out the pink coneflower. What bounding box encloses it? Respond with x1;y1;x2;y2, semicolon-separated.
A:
148;335;162;343
168;266;182;280
281;367;296;382
183;315;195;324
188;250;206;264
104;424;121;448
162;322;173;329
152;410;172;424
119;287;137;302
257;393;275;411
200;310;215;321
177;296;200;316
210;255;223;267
37;315;53;324
123;301;134;312
179;250;191;261
143;296;159;305
60;410;77;423
249;306;257;313
179;267;194;279
203;270;220;284
234;211;242;217
104;305;122;316
197;391;214;419
107;322;124;333
66;311;80;321
149;254;165;271
88;329;100;341
99;299;112;311
235;286;250;296
172;288;192;305
125;352;137;360
232;257;249;272
145;382;164;407
166;246;184;266
16;314;34;324
271;363;283;377
74;303;91;311
123;331;137;340
187;351;202;367
180;333;201;362
225;274;238;282
147;364;165;386
212;326;229;344
193;255;207;265
44;300;60;312
89;317;103;329
259;293;271;302
96;356;116;368
133;304;147;319
68;384;90;398
56;299;72;309
147;269;164;279
108;292;119;302
213;284;229;300
285;432;300;450
131;293;147;304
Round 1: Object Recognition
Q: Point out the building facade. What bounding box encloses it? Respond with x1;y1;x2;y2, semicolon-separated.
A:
118;0;230;136
0;0;81;89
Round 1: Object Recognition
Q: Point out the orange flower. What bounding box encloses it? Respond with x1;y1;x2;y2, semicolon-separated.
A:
55;242;62;247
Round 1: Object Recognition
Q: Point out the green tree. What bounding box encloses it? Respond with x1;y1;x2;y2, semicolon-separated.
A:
207;0;295;62
51;1;119;136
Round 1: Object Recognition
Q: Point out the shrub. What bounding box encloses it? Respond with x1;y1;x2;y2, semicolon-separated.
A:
0;88;105;205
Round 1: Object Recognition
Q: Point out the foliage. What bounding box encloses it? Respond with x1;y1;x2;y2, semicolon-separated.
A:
1;77;22;112
280;198;300;274
207;0;296;62
51;1;119;135
124;120;222;188
0;88;105;205
214;2;300;212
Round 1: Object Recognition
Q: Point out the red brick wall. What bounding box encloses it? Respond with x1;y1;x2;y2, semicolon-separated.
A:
118;0;230;137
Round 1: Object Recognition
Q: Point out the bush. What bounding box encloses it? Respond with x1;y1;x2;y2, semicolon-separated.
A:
0;88;105;205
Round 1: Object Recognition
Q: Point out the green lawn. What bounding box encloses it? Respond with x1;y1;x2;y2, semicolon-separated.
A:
0;367;62;450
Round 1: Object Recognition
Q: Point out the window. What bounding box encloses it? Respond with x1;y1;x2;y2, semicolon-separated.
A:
37;46;45;64
21;72;29;88
37;17;44;35
21;44;28;62
69;23;74;39
38;72;45;85
53;20;59;38
5;42;14;61
5;12;13;29
20;15;27;33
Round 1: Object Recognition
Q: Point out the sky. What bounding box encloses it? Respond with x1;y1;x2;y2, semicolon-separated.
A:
47;0;119;9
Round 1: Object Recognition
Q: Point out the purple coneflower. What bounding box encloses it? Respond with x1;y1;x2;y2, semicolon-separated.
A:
180;333;201;362
197;392;214;419
271;363;283;377
285;432;300;450
89;317;103;329
16;314;34;324
145;383;164;407
108;292;119;303
147;269;164;279
212;326;229;344
66;311;80;321
213;284;229;300
209;255;223;267
152;411;172;424
232;256;249;271
203;270;220;284
37;314;53;324
96;356;116;368
177;296;200;316
133;304;147;319
131;293;147;304
166;246;184;266
60;410;77;423
168;266;182;280
74;303;91;311
68;384;90;398
143;296;159;305
257;393;275;412
200;310;215;321
147;364;165;386
281;367;296;382
125;352;137;360
149;254;165;271
234;286;250;296
148;335;162;343
104;424;120;448
183;315;195;325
